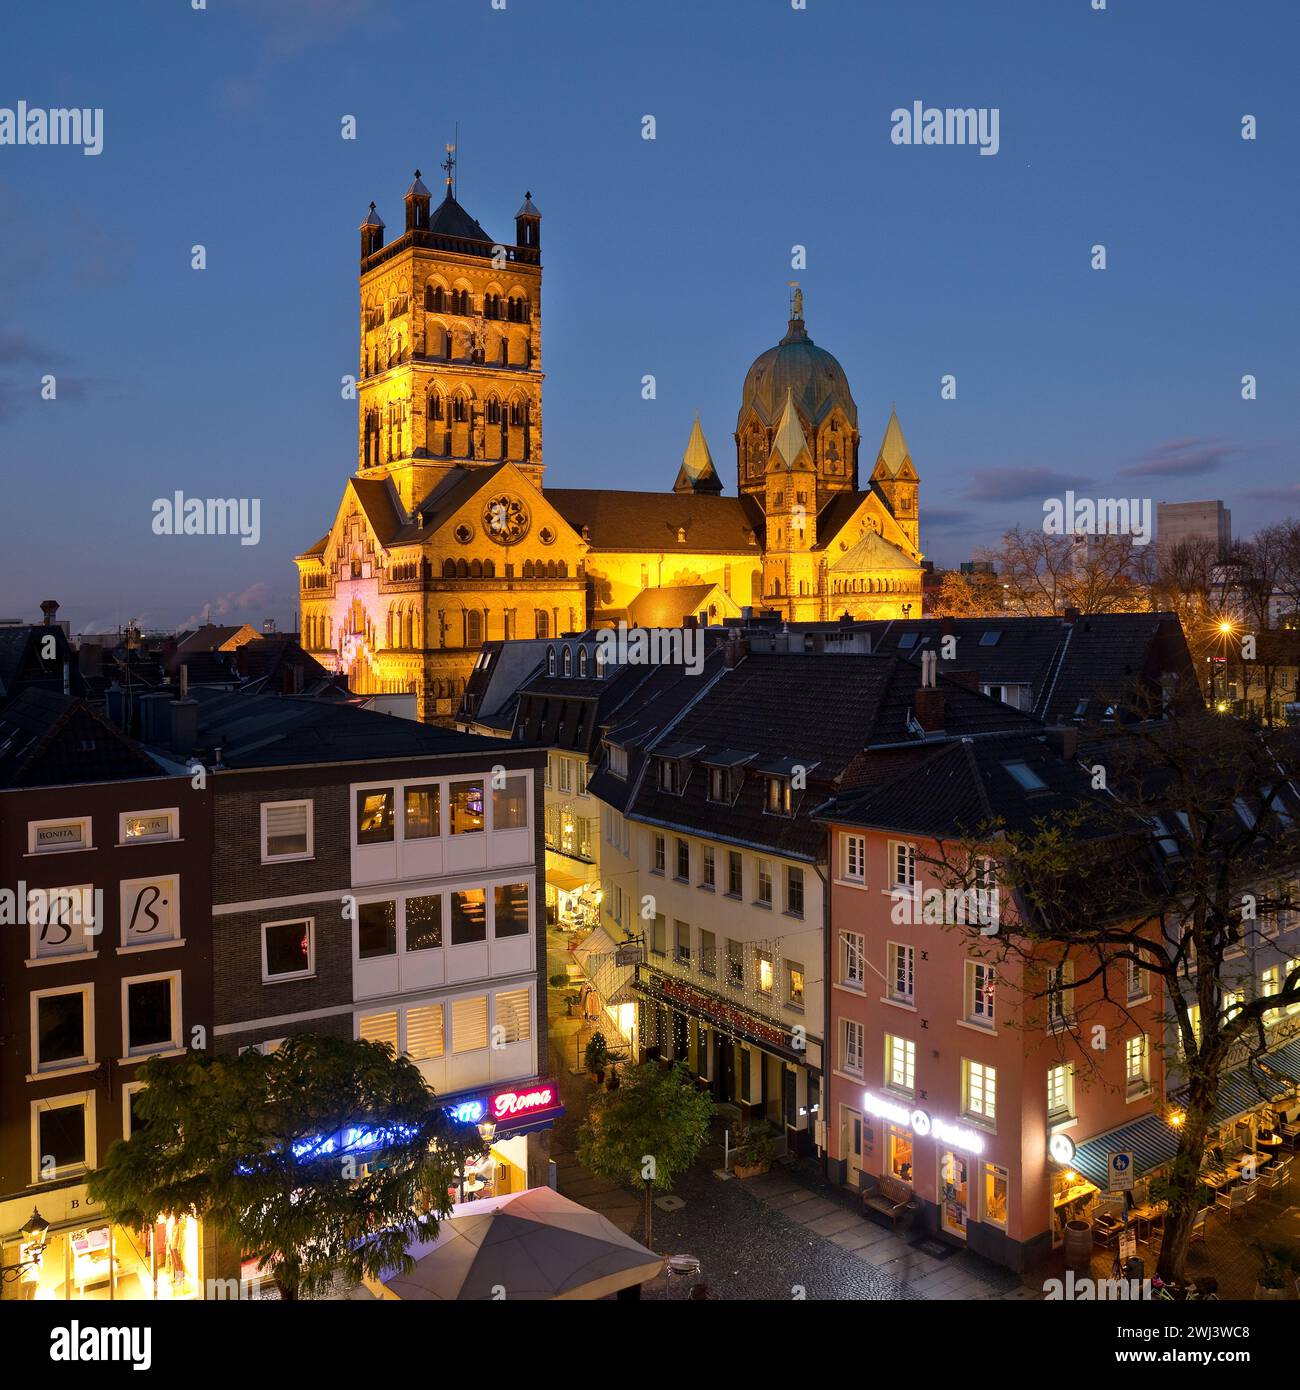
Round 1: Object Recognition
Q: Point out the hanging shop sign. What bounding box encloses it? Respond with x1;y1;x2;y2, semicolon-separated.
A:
862;1091;987;1155
1048;1132;1076;1165
445;1078;564;1130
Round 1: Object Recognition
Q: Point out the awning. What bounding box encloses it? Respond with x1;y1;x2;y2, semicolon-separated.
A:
545;854;596;893
1259;1037;1300;1086
1070;1112;1180;1190
573;926;618;969
1198;1064;1290;1124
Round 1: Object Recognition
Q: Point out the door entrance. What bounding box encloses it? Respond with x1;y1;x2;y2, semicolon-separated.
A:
940;1150;971;1239
840;1106;863;1186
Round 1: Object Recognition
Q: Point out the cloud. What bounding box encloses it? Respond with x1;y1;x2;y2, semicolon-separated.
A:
920;507;978;530
180;583;273;632
958;466;1090;503
1120;438;1239;479
1243;483;1300;505
230;0;391;57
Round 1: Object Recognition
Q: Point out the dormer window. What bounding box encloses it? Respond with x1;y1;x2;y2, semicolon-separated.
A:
708;767;730;803
562;647;572;677
578;646;589;677
766;776;793;816
658;758;683;794
608;743;628;778
546;645;556;677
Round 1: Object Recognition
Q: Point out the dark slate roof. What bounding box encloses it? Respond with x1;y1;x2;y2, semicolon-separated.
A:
180;690;518;769
546;490;764;553
820;731;1099;839
427;190;493;244
0;625;84;699
0;689;165;789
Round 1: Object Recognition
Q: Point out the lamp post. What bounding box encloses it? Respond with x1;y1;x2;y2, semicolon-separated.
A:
1;1208;50;1283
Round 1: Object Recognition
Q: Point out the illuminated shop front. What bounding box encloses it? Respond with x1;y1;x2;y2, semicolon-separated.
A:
443;1077;564;1203
2;1189;202;1302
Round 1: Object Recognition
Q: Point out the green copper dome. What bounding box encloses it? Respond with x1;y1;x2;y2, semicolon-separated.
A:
737;301;858;432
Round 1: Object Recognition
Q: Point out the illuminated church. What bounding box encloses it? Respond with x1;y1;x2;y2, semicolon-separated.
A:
296;158;924;720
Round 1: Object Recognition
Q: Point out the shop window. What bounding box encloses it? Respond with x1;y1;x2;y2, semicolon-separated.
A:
962;1058;997;1124
406;895;442;952
786;961;805;1008
404;785;440;839
262;800;312;861
492;775;528;829
32;985;92;1073
28;815;93;854
31;1093;94;1183
120;875;182;949
451;889;488;945
123;974;181;1058
964;961;996;1027
887;942;914;1004
495;988;531;1044
358;900;397;958
120;808;178;844
885;1034;915;1094
889;1126;914;1183
356;788;395;845
261;918;314;981
676;838;690;881
493;883;529;938
983;1163;1009;1229
452;996;489;1052
756;861;772;907
841;1018;864;1076
841;931;865;989
450;781;485;834
727;851;743;897
786;866;804;917
841;833;866;884
28;885;97;960
699;930;717;977
1047;1063;1074;1122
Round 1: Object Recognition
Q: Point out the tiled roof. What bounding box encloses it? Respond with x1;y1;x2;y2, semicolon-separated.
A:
546;489;764;553
0;689;164;789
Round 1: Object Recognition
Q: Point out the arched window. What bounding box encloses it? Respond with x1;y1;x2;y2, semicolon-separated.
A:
537;611;550;640
467;611;484;645
595;648;606;678
429;393;444;420
546;644;556;676
470;559;483;578
483;559;495;578
578;646;589;677
557;560;568;578
443;559;456;578
562;647;573;676
523;560;534;578
486;397;501;425
427;284;444;312
773;578;782;596
404;610;415;648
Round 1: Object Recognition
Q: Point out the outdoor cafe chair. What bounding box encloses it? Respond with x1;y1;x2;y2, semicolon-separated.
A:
1189;1207;1209;1244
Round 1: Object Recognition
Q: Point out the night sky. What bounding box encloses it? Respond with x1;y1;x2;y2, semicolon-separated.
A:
3;0;1297;634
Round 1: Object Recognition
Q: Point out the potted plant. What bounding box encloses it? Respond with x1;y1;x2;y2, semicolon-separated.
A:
548;972;567;990
565;990;582;1018
584;1031;610;1083
1253;1241;1295;1300
732;1123;777;1179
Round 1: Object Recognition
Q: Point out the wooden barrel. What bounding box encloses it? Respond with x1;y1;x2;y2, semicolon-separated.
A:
1063;1220;1093;1271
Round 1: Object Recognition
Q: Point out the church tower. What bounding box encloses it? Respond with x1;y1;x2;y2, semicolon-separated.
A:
762;390;820;616
870;407;920;550
355;150;545;510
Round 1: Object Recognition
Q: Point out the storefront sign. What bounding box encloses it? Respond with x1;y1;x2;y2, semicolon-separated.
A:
862;1092;986;1155
642;971;790;1051
1048;1132;1076;1165
445;1078;564;1130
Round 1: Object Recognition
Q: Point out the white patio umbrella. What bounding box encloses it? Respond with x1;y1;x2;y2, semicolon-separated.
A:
364;1186;664;1301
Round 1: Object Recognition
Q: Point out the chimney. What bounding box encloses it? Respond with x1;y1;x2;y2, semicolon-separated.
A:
40;599;59;626
939;615;956;637
1046;726;1079;760
1063;606;1080;626
179;664;189;700
171;698;199;756
912;687;945;733
946;670;979;691
723;635;749;669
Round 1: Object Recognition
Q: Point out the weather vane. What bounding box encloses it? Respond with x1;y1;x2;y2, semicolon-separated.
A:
442;141;456;194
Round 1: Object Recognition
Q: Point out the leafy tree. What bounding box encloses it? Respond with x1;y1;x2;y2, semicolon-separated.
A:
577;1061;713;1247
88;1034;479;1299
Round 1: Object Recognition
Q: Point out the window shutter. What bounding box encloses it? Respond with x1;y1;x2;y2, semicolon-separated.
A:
406;1004;444;1060
452;996;489;1053
495;988;531;1044
359;1011;398;1052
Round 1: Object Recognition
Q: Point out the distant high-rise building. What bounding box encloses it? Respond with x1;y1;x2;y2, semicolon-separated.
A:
1157;500;1231;557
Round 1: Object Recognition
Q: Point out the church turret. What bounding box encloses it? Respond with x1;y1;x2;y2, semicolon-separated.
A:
763;390;818;610
673;415;724;495
404;171;432;231
515;192;541;253
360;202;385;261
870;406;920;549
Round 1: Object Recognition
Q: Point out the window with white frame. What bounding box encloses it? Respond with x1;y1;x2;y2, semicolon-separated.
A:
651;914;666;956
889;841;916;890
786;866;804;918
842;833;866;883
449;782;485;834
756;860;773;907
32;1092;94;1183
653;834;666;874
1046;1063;1074;1122
1046;960;1074;1028
558;758;572;793
675;920;692;967
699;930;717;977
119;808;178;844
786;961;805;1008
888;942;915;1004
32;984;93;1074
964;961;996;1027
1287;958;1300;1016
123;1081;149;1138
28;816;92;854
405;1003;445;1061
766;776;792;815
451;995;489;1052
701;845;715;889
676;838;690;881
262;800;312;861
726;939;744;987
119;875;181;948
1125;1035;1150;1098
1221;989;1244;1021
962;1059;997;1123
495;988;532;1044
841;931;865;989
608;744;628;778
657;758;681;794
28;884;97;960
754;949;775;995
493;882;529;938
727;851;743;897
841;1018;864;1076
122;972;181;1058
1262;965;1282;1022
885;1033;915;1094
261;918;314;982
1126;957;1149;1002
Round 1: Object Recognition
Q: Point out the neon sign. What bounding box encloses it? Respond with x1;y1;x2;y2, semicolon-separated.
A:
444;1078;564;1130
862;1092;986;1155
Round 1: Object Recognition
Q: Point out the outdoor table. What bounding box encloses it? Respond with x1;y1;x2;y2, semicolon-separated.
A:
1131;1201;1167;1242
1200;1168;1231;1190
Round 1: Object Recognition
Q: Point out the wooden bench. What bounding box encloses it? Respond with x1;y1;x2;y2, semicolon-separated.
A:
862;1174;915;1227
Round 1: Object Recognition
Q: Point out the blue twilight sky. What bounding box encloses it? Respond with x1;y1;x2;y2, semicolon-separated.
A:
2;0;1298;635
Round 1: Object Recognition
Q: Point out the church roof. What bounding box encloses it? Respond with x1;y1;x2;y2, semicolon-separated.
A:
427;190;493;245
359;202;384;230
738;298;858;431
874;407;912;476
768;389;812;471
627;584;725;628
830;527;920;572
516;192;541;218
672;416;724;494
405;171;432;199
547;489;764;553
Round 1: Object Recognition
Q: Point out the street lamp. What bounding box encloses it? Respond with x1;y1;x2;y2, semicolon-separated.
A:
2;1207;50;1282
476;1118;497;1146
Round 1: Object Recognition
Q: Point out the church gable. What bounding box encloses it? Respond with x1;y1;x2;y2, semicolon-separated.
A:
818;489;920;564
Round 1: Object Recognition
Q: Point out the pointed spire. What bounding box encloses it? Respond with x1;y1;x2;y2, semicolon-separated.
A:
876;406;912;476
769;389;810;470
673;415;723;494
360;201;384;229
405;170;431;199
